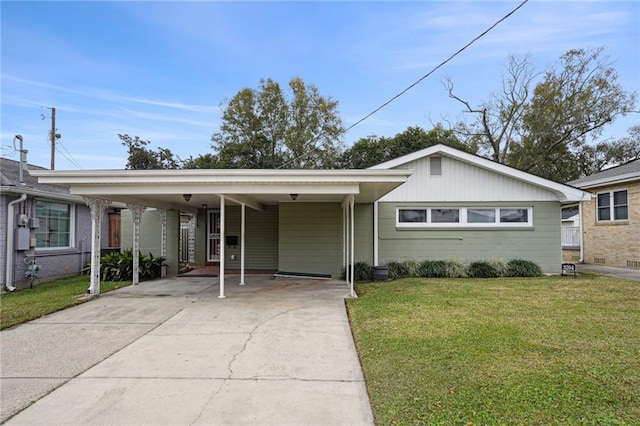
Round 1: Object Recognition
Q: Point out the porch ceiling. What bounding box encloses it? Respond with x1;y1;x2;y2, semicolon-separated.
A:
29;169;412;211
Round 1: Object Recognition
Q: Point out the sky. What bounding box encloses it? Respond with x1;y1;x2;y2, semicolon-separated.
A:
1;0;639;170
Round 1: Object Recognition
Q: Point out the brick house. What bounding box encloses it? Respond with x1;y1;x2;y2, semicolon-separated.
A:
567;160;640;269
1;158;120;290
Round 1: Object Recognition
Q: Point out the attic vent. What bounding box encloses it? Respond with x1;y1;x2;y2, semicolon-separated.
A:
430;156;442;176
627;260;640;269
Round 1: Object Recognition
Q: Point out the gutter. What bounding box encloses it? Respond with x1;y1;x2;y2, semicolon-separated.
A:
5;193;27;291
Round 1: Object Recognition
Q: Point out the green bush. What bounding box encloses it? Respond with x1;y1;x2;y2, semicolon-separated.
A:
506;259;542;277
469;261;501;278
445;259;468;278
387;261;404;280
344;262;374;282
488;259;507;277
418;260;447;278
100;250;166;282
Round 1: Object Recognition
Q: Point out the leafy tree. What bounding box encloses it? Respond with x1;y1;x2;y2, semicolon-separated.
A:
181;153;220;169
119;134;180;170
340;125;473;169
211;77;344;169
447;47;637;181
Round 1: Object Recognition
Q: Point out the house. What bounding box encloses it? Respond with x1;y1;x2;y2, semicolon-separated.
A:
566;160;639;269
1;158;120;291
30;145;589;296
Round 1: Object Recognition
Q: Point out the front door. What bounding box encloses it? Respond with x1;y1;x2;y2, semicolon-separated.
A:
207;209;221;262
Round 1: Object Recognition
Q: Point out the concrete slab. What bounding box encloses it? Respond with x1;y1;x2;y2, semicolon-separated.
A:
2;277;373;425
577;263;640;281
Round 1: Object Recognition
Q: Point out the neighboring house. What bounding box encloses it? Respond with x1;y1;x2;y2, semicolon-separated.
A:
31;145;589;295
1;158;120;290
560;205;581;261
567;160;640;269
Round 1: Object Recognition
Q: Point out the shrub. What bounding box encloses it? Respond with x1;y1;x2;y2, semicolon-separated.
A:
100;250;166;282
445;259;468;278
488;259;507;277
418;260;447;278
387;261;405;280
344;262;374;282
469;261;501;278
387;260;422;279
506;259;542;277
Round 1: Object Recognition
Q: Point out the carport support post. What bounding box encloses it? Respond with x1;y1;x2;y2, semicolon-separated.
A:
219;196;226;298
239;203;246;285
129;204;146;285
350;197;355;298
159;209;167;278
85;197;110;295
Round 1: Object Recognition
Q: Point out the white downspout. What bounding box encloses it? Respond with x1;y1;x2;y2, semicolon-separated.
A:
5;193;27;291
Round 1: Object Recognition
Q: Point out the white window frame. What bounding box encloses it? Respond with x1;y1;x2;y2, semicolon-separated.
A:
35;199;76;251
596;189;628;222
397;206;533;228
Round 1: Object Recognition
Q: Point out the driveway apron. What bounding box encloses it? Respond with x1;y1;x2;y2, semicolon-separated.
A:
1;277;373;425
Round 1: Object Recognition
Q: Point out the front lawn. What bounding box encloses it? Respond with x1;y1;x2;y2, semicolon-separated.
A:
0;276;128;330
347;276;640;425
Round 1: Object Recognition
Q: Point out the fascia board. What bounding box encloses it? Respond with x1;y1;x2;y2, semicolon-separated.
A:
572;173;640;189
69;183;362;195
1;185;86;204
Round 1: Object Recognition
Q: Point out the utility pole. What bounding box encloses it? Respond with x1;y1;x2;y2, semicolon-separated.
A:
50;107;56;170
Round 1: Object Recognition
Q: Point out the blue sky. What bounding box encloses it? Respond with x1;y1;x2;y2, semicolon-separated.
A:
2;1;638;170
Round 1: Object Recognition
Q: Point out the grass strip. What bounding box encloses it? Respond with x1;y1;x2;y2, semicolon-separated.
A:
0;276;129;330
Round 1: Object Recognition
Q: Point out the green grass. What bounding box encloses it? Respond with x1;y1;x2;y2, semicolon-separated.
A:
0;276;129;330
347;276;640;425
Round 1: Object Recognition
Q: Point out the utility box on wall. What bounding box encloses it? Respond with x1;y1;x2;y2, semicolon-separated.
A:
15;228;30;250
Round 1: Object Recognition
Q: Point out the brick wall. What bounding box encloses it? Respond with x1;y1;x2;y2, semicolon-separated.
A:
582;180;640;269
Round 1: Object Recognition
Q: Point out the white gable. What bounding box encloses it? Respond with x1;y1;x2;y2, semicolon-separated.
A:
372;144;590;203
380;155;562;202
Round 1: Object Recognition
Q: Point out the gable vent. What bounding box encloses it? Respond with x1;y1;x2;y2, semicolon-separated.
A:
430;156;442;176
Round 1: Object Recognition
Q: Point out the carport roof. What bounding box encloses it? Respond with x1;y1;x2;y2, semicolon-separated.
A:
29;168;413;212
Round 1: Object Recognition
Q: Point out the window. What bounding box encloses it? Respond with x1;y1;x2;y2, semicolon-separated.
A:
468;208;496;223
398;209;427;223
500;208;528;223
36;200;74;248
397;207;533;227
431;208;459;223
597;190;628;221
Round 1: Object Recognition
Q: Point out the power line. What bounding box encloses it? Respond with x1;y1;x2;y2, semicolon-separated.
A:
343;0;529;134
56;141;83;169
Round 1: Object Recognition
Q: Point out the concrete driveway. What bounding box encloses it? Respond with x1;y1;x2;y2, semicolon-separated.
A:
1;276;373;425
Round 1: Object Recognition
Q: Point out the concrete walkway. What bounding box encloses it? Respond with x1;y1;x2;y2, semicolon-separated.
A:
1;277;373;425
577;263;640;281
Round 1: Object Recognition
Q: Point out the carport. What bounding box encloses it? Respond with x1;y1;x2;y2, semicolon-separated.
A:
31;169;411;298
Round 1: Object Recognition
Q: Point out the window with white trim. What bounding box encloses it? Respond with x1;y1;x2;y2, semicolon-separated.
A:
597;190;628;221
397;207;532;227
35;200;74;248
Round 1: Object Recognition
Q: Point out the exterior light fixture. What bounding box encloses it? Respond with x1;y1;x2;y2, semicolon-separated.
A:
183;194;192;202
290;194;298;201
202;204;208;210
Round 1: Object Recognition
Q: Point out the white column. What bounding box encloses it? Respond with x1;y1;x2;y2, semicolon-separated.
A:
128;204;146;285
219;196;226;298
345;202;350;284
84;197;110;295
374;201;379;266
159;209;167;277
239;203;246;285
343;205;347;271
350;197;355;298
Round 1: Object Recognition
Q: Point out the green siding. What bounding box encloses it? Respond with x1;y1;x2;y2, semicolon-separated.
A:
355;203;373;264
121;209;180;276
378;202;561;273
279;202;343;277
223;205;279;270
194;208;207;266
